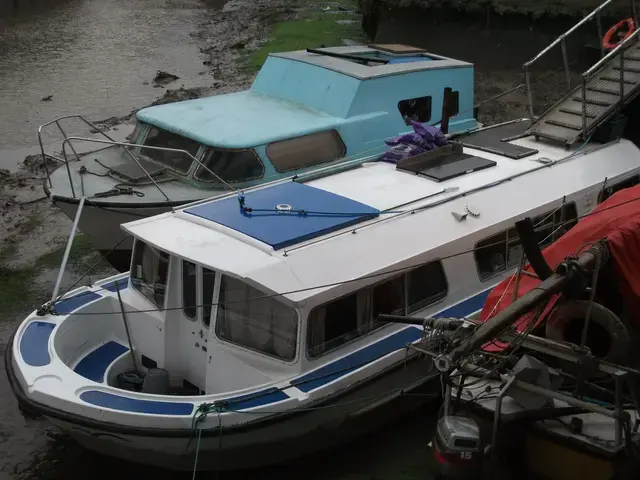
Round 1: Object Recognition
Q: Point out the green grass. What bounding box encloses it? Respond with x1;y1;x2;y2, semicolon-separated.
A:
0;235;102;318
35;234;98;271
247;11;364;71
0;263;37;319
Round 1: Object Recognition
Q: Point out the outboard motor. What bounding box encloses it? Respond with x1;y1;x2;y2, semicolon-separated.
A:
433;416;483;479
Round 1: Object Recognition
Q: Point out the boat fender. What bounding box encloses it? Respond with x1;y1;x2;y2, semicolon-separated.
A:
545;301;630;364
603;18;635;50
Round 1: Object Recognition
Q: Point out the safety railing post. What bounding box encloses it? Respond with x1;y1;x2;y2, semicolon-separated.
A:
620;48;625;106
561;38;571;89
524;65;535;118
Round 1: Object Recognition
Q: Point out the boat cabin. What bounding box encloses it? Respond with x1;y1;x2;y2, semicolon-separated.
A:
91;45;479;190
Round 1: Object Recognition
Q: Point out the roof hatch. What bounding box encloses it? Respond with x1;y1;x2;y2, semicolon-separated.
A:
183;182;380;250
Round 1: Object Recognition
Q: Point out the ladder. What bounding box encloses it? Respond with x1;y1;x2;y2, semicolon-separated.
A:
524;0;640;146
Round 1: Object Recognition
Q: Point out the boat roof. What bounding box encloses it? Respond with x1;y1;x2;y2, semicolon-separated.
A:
122;123;640;305
136;91;352;149
271;45;472;80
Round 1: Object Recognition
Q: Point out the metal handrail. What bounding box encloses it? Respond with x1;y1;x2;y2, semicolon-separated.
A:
524;0;614;68
60;137;239;200
38;115;119;188
581;26;640;133
523;0;639;119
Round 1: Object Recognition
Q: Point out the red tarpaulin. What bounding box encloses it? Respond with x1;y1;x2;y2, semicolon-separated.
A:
479;184;640;352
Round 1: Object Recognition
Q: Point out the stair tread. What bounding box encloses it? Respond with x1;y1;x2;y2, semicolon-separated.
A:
527;121;581;144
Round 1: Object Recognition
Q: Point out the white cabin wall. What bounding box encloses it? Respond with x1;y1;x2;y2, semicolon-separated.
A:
163;256;184;383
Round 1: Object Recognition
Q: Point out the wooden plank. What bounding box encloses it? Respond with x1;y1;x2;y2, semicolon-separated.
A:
368;44;426;54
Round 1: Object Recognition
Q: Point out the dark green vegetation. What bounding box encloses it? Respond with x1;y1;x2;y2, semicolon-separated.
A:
0;235;103;319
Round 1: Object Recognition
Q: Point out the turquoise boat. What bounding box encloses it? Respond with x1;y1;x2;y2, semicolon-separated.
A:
39;44;480;271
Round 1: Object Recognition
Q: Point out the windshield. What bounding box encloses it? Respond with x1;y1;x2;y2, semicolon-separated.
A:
140;126;201;174
195;148;264;183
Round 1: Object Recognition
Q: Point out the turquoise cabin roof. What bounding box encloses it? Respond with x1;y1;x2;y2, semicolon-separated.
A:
136;91;347;149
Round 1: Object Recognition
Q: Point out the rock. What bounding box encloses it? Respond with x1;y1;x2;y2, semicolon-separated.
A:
231;41;245;49
153;70;180;85
41;95;53;102
22;154;58;174
150;87;204;107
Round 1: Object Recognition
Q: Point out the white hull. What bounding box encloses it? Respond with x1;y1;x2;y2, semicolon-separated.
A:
19;355;436;471
53;199;176;252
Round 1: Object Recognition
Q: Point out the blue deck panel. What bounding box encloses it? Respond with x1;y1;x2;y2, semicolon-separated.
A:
136;91;345;149
100;278;129;293
80;391;194;416
74;341;129;383
20;322;55;367
184;182;380;250
226;387;289;410
291;327;423;393
54;291;102;314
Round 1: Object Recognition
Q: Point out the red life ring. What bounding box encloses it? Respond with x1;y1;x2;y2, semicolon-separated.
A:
603;18;635;50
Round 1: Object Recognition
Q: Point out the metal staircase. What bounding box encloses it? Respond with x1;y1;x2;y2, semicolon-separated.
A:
524;0;640;146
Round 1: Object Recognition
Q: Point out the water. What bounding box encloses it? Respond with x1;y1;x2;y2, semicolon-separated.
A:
0;0;215;155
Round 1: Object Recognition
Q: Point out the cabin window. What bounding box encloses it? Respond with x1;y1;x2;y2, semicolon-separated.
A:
407;261;448;312
266;130;347;173
216;275;298;361
125;122;145;152
141;127;200;174
182;260;197;320
474;203;578;281
598;175;640;203
194;148;264;184
307;261;447;358
182;260;216;326
131;240;170;309
398;96;432;125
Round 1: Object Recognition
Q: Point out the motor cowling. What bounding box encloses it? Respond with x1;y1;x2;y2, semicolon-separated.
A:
433;416;483;479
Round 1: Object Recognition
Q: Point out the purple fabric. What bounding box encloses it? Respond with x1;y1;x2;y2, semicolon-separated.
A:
380;121;448;164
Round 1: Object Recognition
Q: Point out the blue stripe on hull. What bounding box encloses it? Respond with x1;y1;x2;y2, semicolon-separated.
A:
292;327;423;393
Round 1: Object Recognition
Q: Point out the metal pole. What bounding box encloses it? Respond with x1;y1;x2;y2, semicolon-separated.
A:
524;66;535;119
582;76;588;139
491;376;516;465
561;38;571;89
504;376;629;421
620;48;626;106
51;196;86;302
116;283;139;374
596;10;605;58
